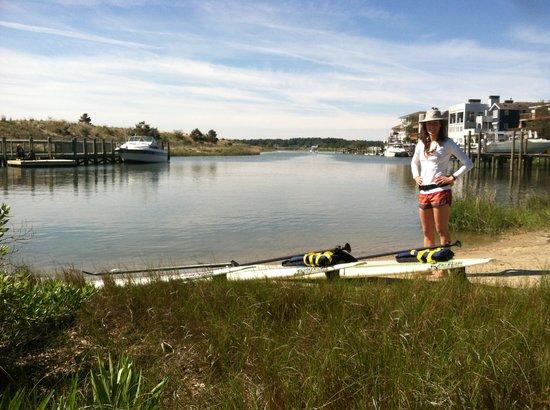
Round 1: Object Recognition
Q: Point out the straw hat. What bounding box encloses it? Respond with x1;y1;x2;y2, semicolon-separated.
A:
420;107;446;122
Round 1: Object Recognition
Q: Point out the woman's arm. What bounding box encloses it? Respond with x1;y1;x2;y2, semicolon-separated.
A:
449;139;473;178
411;142;422;184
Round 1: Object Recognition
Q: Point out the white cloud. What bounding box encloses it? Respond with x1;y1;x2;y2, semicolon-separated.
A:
0;20;156;49
511;25;550;45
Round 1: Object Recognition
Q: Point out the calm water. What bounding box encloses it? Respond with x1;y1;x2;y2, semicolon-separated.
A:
1;152;549;271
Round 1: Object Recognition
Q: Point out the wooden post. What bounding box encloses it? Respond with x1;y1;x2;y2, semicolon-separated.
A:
467;131;471;158
72;137;77;163
102;138;107;164
83;137;89;165
1;137;6;167
518;130;524;173
167;140;171;162
476;133;481;169
510;131;515;175
111;139;116;163
93;138;98;165
29;136;34;156
47;137;53;159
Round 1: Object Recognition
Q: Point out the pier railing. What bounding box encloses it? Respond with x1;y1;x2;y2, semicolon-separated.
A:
0;136;122;166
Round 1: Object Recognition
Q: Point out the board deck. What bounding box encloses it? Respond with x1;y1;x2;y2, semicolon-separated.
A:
217;258;493;281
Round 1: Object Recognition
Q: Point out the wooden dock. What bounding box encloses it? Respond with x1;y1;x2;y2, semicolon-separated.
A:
0;136;171;167
453;131;550;173
7;159;76;168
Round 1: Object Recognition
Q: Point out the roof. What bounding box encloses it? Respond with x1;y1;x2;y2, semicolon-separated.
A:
491;101;538;110
398;111;424;120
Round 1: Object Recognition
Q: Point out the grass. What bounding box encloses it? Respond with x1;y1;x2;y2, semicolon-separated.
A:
451;192;550;234
1;272;548;408
169;141;260;156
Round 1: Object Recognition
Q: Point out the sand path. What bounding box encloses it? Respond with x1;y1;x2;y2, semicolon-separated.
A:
454;230;549;287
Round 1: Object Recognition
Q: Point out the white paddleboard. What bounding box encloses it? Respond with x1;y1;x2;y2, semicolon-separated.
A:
215;258;493;281
90;258;493;288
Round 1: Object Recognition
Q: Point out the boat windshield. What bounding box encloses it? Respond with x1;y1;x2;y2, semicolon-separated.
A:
129;136;155;142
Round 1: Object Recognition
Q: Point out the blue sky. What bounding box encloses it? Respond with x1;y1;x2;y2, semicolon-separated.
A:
1;0;549;139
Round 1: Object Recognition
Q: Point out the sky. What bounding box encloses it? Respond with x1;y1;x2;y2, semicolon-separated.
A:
1;0;549;139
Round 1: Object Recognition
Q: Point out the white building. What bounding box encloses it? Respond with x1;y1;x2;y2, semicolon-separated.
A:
447;98;488;145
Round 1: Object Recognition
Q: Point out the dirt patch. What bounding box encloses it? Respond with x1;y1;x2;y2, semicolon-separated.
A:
456;230;550;287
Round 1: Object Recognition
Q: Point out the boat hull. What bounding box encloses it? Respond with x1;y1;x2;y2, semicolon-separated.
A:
485;139;550;154
117;148;168;163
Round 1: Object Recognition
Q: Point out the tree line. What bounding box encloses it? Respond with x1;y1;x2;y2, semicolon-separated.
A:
233;137;384;150
78;114;218;143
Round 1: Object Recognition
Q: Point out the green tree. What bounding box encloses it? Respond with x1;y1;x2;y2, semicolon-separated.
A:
133;121;160;139
79;113;92;124
190;128;205;142
206;129;218;144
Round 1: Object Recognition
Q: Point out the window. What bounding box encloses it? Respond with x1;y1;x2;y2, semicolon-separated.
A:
504;110;509;116
450;113;456;124
503;123;508;130
457;112;464;123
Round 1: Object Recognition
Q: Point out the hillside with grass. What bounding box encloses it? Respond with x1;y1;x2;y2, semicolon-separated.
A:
0;117;261;156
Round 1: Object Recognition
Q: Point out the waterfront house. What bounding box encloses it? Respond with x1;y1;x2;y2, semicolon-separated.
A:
447;98;488;145
486;97;536;133
519;102;550;137
391;111;424;143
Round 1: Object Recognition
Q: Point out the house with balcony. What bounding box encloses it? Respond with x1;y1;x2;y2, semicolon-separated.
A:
519;102;550;138
390;111;424;143
487;98;535;133
447;98;488;145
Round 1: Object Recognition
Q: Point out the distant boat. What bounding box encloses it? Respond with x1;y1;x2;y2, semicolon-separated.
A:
309;145;319;153
116;136;168;163
384;144;409;157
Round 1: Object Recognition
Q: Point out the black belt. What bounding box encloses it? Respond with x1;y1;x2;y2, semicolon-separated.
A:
419;183;450;191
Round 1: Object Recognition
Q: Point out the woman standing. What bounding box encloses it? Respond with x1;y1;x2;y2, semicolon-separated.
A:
411;108;473;247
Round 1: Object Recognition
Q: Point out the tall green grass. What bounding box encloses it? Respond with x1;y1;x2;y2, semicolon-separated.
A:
450;192;550;234
2;273;548;407
0;272;96;350
0;355;166;409
76;277;548;408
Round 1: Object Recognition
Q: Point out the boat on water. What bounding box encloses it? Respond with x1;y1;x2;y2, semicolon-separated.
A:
384;143;409;157
309;145;319;153
484;132;550;154
116;136;168;163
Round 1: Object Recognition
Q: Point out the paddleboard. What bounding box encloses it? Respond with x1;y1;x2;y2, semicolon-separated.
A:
215;258;493;281
90;258;493;288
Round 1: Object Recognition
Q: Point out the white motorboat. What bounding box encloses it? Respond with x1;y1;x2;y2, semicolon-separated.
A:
116;136;168;163
485;136;550;154
384;144;409;157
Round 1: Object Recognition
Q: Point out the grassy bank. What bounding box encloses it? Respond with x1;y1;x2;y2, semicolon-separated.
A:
169;141;260;156
1;272;548;408
451;192;550;235
0;118;260;157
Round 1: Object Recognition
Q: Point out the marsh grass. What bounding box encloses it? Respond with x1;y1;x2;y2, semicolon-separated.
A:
168;142;261;156
1;272;548;407
451;192;550;234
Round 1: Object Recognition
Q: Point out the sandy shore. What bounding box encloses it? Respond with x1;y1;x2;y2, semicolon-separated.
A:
454;230;549;287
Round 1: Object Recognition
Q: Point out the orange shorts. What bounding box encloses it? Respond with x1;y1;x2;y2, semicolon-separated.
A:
418;190;452;210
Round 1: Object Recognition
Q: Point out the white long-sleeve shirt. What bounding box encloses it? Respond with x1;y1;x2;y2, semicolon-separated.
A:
411;138;473;194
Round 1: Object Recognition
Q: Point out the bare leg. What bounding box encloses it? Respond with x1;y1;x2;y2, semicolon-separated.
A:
433;205;451;245
418;207;436;247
